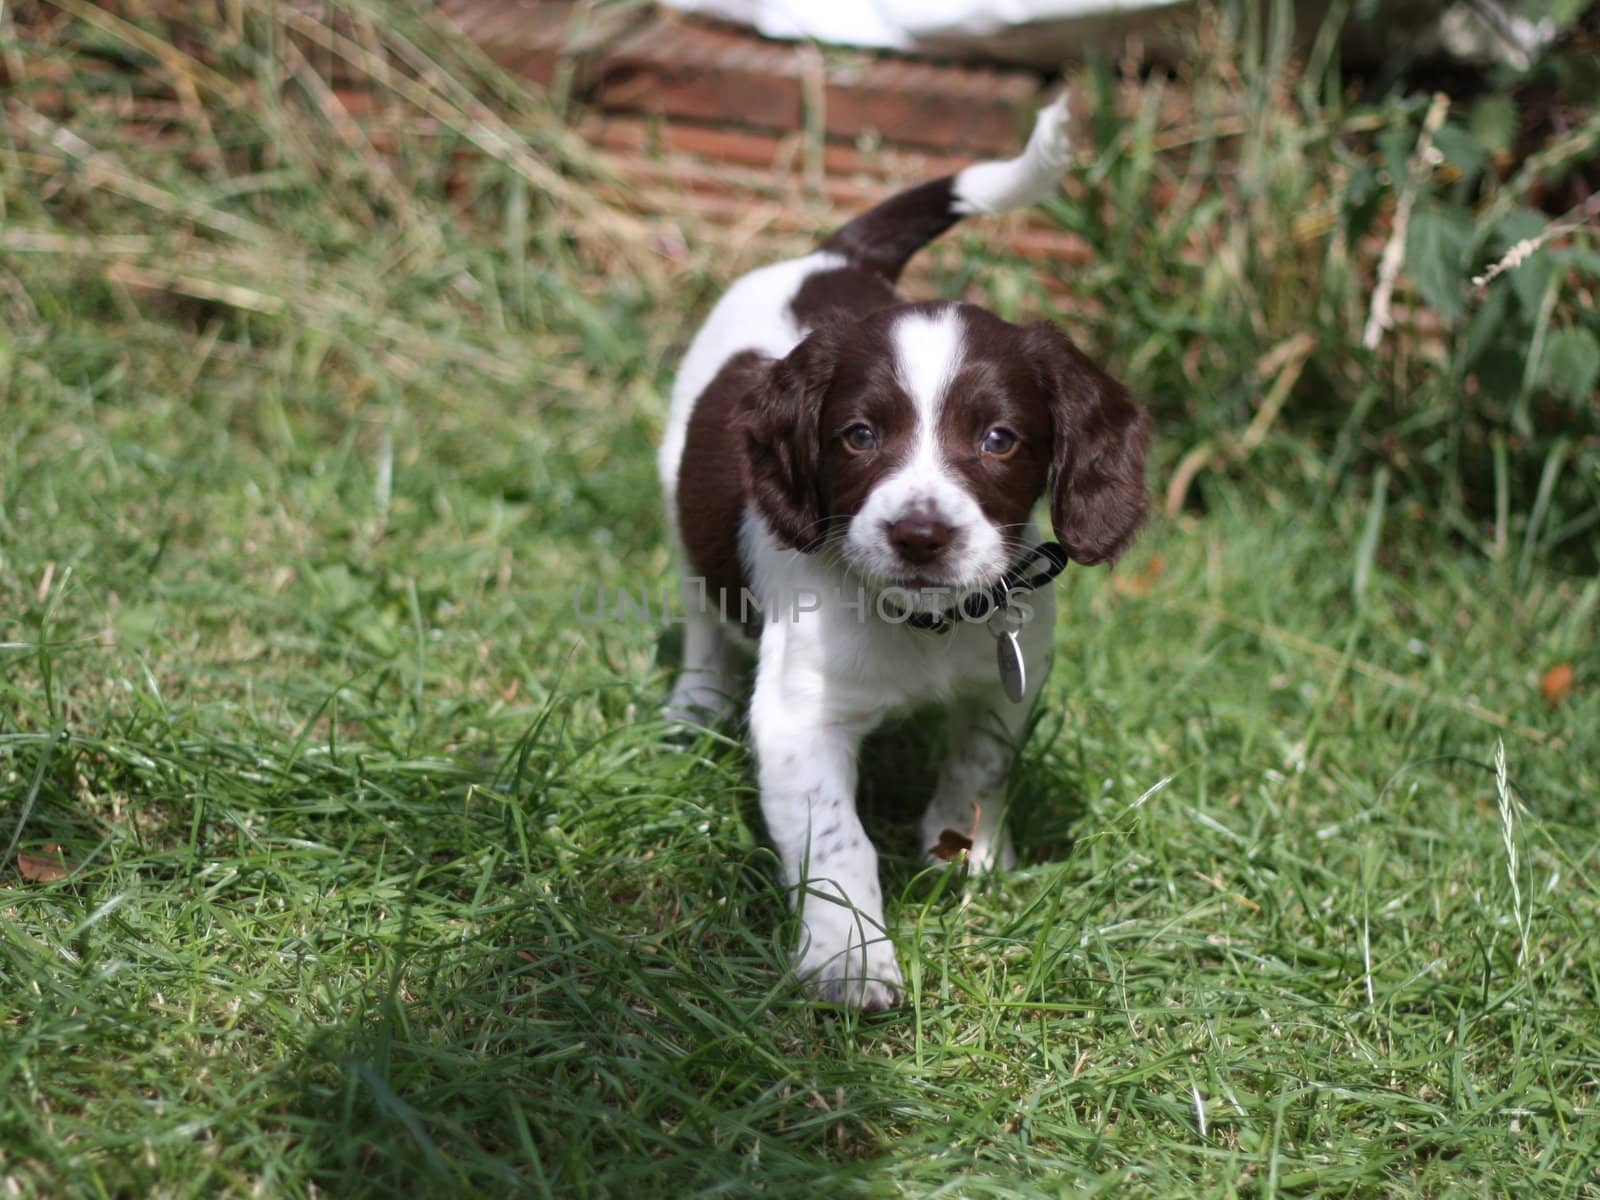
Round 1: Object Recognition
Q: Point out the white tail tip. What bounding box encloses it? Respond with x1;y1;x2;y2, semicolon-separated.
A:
952;91;1073;216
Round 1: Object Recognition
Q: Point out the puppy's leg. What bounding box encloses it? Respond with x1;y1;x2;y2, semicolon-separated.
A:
922;694;1034;873
749;666;901;1010
664;605;741;729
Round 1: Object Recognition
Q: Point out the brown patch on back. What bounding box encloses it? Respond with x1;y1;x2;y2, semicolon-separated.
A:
789;267;900;329
677;350;768;627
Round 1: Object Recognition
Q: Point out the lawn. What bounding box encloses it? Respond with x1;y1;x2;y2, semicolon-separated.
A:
2;1;1598;1196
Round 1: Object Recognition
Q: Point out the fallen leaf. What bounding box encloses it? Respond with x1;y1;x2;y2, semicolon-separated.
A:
16;845;75;883
929;829;973;863
1541;663;1574;708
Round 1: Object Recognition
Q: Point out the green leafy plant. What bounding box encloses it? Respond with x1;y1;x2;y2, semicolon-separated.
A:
1023;1;1600;577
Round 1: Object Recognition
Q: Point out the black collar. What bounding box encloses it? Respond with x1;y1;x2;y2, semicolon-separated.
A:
895;542;1070;634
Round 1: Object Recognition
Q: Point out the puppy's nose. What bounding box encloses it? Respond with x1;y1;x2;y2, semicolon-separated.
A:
887;515;955;565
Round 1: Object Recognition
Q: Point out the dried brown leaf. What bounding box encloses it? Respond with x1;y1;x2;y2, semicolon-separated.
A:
16;845;75;883
930;829;973;863
1541;663;1574;708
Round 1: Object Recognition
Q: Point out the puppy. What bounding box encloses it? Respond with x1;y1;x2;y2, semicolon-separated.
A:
658;95;1149;1009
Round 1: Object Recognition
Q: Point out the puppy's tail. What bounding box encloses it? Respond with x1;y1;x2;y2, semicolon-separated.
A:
819;92;1073;285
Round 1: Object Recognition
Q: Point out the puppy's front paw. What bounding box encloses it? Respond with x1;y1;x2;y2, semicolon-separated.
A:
795;923;904;1012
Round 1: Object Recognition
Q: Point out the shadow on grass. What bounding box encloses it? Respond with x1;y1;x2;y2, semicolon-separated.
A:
247;655;1103;1196
270;702;1104;1197
282;878;907;1198
2;704;1096;1197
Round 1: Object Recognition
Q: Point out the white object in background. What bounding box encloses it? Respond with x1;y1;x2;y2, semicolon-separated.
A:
663;0;1191;64
661;0;1561;68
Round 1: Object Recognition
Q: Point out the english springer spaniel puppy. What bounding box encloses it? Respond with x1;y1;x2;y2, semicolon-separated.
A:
658;95;1149;1010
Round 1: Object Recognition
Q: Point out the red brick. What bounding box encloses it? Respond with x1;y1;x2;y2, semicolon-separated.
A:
588;13;1042;155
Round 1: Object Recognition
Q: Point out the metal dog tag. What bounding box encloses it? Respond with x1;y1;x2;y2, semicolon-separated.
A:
996;628;1026;704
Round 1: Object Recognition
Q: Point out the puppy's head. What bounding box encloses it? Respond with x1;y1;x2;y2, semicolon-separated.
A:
740;301;1149;590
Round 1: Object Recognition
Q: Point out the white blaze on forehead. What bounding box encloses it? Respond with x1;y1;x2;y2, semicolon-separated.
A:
843;306;1008;586
890;308;964;424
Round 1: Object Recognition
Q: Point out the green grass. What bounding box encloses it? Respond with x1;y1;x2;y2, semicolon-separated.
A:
3;1;1598;1196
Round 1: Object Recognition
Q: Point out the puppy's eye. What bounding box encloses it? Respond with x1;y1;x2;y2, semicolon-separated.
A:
842;423;879;453
980;426;1019;458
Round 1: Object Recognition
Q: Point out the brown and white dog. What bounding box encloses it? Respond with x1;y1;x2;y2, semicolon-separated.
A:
658;95;1149;1009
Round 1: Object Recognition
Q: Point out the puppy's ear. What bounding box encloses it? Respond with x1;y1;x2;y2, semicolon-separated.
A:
1022;321;1150;566
739;328;835;551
